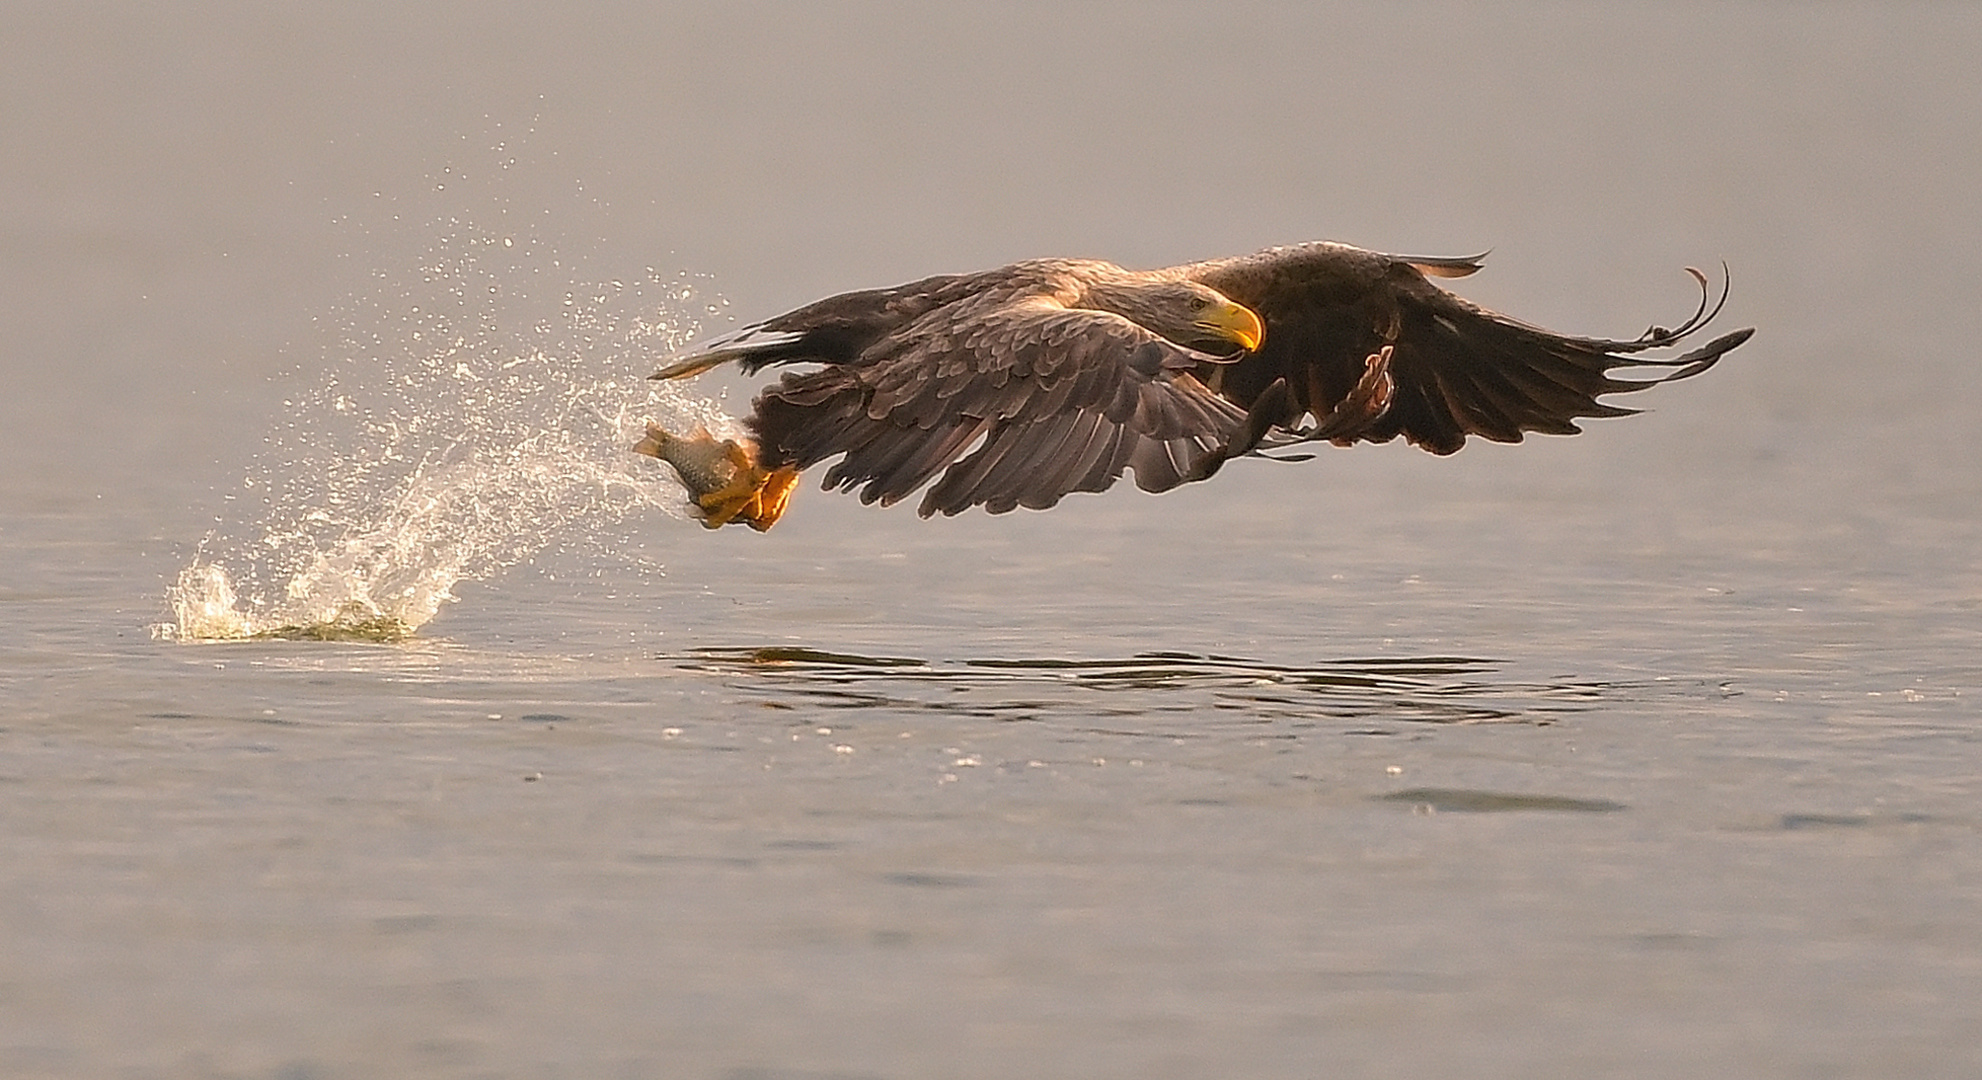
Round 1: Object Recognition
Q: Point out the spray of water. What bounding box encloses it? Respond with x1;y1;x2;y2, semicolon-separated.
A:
156;219;740;642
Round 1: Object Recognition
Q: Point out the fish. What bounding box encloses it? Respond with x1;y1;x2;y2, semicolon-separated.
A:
633;423;798;531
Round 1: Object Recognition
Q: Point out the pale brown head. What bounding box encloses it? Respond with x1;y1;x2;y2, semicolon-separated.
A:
1083;278;1264;355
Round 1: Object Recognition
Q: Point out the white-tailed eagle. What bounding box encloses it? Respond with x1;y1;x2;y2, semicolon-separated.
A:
637;241;1751;530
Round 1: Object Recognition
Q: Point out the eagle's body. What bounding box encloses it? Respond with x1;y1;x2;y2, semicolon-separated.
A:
640;242;1751;530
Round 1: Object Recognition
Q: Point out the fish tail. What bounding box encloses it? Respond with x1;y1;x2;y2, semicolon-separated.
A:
632;422;674;459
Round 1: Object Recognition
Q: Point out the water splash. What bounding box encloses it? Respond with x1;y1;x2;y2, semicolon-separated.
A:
157;221;739;641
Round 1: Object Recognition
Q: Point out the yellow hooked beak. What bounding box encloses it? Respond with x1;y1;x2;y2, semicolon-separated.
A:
1195;300;1265;352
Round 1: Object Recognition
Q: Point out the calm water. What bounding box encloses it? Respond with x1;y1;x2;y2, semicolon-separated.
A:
4;4;1980;1078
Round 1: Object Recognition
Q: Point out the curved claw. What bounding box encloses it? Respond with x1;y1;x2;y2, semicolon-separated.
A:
1633;263;1732;349
1310;345;1396;445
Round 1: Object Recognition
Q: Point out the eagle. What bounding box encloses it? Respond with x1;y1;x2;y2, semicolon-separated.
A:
637;241;1751;531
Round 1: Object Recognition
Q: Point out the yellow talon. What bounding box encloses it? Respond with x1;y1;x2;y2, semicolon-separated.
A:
742;465;800;531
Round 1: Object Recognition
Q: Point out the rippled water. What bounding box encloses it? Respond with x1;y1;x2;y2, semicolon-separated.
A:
5;4;1982;1079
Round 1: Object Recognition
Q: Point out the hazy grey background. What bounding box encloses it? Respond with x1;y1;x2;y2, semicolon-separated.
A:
4;3;1980;1079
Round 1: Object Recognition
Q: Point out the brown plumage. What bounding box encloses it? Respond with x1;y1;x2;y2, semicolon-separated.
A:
641;242;1751;529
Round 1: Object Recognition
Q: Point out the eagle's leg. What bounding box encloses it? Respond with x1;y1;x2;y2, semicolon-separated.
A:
738;465;799;532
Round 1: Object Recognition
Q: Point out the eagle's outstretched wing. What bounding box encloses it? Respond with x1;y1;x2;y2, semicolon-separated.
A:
1189;243;1752;457
750;297;1248;517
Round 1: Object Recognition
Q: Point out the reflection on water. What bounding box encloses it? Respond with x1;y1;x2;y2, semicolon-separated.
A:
1374;787;1627;813
673;646;1610;727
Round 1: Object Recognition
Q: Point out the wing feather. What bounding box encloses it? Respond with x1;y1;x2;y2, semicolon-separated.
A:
921;424;1030;516
1072;423;1133;494
1025;410;1108;505
753;294;1248;518
1188;243;1751;456
1127;436;1191;493
980;413;1086;514
866;419;995;507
